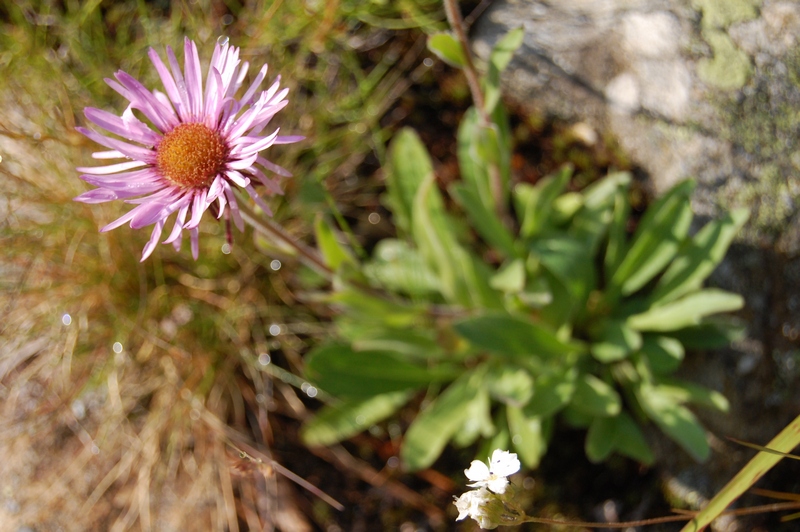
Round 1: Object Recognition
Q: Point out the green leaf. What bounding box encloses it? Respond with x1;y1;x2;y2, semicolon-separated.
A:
453;312;582;361
524;365;578;417
328;288;422;328
450;182;517;258
640;335;684;374
530;236;595;322
571;172;631;254
305;344;456;400
301;391;412;447
507;405;548;468
401;369;484;471
427;32;466;68
351;327;445;361
655;378;729;412
637;384;710;461
453;387;494;447
413;173;502;308
485;363;534;407
586;413;654;464
490;259;526;293
627;289;744;332
483;27;524;114
650;208;749;305
570;374;622;417
314;214;355;271
514;166;572;239
607;180;695;298
363;239;439;297
668;316;747;348
386;128;435;234
604;176;632;275
591;320;642;363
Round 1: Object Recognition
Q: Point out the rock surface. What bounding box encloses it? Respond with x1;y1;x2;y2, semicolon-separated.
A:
474;0;800;523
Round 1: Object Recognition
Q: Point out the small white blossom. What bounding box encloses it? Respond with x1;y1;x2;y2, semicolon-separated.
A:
464;449;521;494
454;488;495;529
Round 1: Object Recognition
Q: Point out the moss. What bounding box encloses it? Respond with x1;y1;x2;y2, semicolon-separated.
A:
697;29;752;90
715;45;800;241
693;0;760;90
692;0;760;29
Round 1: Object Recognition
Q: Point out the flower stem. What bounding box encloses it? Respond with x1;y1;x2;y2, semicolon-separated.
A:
237;202;332;278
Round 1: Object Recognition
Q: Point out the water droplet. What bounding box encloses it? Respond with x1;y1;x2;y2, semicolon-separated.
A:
258;353;271;365
270;259;281;271
33;132;41;140
221;15;234;26
221;243;231;254
91;444;100;455
217;35;230;46
368;212;381;224
386;456;400;468
190;409;201;421
423;58;434;67
61;313;72;326
268;324;281;336
112;342;123;354
255;393;265;403
305;386;318;398
355;415;366;425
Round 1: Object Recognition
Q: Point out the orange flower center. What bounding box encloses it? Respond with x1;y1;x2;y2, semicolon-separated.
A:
156;123;227;188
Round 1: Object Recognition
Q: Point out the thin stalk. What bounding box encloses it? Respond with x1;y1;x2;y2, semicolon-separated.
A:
442;0;505;216
237;202;332;279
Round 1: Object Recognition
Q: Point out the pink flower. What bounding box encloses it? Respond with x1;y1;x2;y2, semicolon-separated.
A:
75;37;302;260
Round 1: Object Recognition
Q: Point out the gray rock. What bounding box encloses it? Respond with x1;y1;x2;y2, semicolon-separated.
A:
473;0;800;516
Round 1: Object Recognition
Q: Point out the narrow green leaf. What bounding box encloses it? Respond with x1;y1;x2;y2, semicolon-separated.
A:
351;328;445;361
587;413;654;464
401;369;484;471
427;32;467;68
681;415;800;531
531;236;595;317
524;365;578;418
591;320;642;363
586;416;616;462
655;378;729;412
413;173;502;308
640;335;685;374
650;208;749;305
668;316;747;348
627;289;744;332
363;239;439;297
571;172;630;253
604;177;632;275
507;405;548;468
453;387;494;447
637;384;710;461
515;166;572;239
314;214;355;270
386;128;435;234
450;182;518;258
327;288;422;328
453;312;583;360
607;180;696;298
485;363;534;407
305;344;455;400
301;391;412;446
483;27;524;113
570;374;622;417
490;259;526;293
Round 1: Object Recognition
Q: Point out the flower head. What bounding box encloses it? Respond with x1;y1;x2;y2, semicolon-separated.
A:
454;488;495;529
75;37;302;260
464;449;520;494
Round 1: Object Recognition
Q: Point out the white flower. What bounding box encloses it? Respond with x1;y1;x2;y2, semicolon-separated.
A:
464;449;521;494
454;488;495;529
